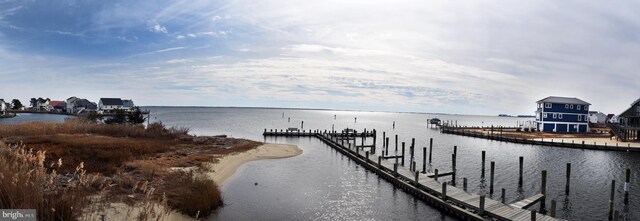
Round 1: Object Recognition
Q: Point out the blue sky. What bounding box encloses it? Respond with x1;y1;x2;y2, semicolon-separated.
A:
1;0;639;115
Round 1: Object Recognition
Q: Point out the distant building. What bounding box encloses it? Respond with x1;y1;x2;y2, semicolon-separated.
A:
122;99;135;110
0;99;7;114
535;96;590;133
98;98;124;112
588;111;607;124
618;98;640;127
607;114;617;123
46;101;67;113
66;97;97;114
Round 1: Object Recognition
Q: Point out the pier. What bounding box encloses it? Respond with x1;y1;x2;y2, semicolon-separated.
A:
440;126;640;152
263;128;563;221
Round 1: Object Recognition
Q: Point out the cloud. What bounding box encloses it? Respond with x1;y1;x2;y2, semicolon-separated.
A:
149;22;168;33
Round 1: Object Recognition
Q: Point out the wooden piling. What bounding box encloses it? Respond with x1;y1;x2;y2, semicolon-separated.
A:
414;171;419;187
530;210;536;221
422;147;427;173
365;151;369;162
609;180;615;220
482;151;486;178
442;182;447;201
463;178;468;191
385;137;390;156
550;200;556;218
435;169;439;181
541;170;547;209
301;121;304;129
479;195;485;216
501;188;506;203
401;142;405;166
519;156;524;187
429;138;434;164
452;154;457;185
395;134;398;153
372;129;377;153
566;163;571;195
410;138;415;171
625;168;630;205
378;156;382;168
490;161;495;195
453;145;457;156
394;163;398;177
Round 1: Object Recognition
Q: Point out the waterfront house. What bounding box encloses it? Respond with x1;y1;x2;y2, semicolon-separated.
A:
617;98;640;127
588;111;607;124
535;96;590;133
46;101;67;113
66;97;97;114
98;98;124;113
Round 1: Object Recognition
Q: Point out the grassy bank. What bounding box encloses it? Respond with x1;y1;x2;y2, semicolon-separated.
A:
0;119;261;220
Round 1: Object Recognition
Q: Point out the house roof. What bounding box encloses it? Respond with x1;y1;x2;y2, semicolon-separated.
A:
100;98;123;106
536;96;591;105
49;101;66;107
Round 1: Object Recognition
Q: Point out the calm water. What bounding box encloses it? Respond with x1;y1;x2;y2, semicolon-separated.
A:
4;108;638;220
145;107;639;221
0;113;72;124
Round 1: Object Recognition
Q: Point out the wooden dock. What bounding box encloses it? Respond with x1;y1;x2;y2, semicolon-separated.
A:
441;127;640;152
264;129;564;221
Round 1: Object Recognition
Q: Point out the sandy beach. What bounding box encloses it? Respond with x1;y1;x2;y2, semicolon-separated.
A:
206;143;303;185
95;143;302;220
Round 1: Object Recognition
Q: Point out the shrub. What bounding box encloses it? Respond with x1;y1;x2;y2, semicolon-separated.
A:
163;171;222;218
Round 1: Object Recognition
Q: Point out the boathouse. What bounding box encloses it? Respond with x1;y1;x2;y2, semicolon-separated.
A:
535;96;590;133
609;98;640;141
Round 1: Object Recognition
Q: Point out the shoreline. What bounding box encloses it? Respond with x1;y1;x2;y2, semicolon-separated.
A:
205;143;303;185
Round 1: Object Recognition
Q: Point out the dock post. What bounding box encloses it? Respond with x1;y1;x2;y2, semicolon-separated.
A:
410;138;416;171
393;163;398;177
490;161;495;195
452;154;456;185
401;142;405;166
412;161;416;173
422;147;427;173
414;171;419;187
453;145;457;156
434;169;439;181
395;134;398;153
566;163;571;195
442;182;447;201
301;121;304;129
530;210;536;221
365;151;369;162
378;156;382;168
550;200;556;218
501;188;506;203
479;195;485;216
385;137;390;156
519;156;524;187
481;151;486;177
372;129;377;153
463;178;468;191
609;180;615;220
429;138;433;163
625;168;630;205
541;170;547;209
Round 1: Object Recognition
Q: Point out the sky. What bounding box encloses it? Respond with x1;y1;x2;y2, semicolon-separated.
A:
0;0;639;115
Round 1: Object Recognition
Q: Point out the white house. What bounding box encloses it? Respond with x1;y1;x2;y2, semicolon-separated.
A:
98;98;124;112
588;111;607;124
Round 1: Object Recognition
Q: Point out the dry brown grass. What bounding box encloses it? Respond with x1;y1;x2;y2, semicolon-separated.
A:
0;121;261;220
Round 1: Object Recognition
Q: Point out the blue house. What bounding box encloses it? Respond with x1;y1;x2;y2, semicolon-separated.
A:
535;96;590;133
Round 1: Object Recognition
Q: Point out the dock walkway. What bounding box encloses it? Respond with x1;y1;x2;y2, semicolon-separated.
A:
264;129;563;221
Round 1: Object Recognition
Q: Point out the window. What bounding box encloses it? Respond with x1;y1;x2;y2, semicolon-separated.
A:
565;104;569;109
553;113;557;119
577;105;581;110
578;115;582;121
559;114;563;119
543;113;548;118
570;104;574;109
585;106;588;111
545;103;552;108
